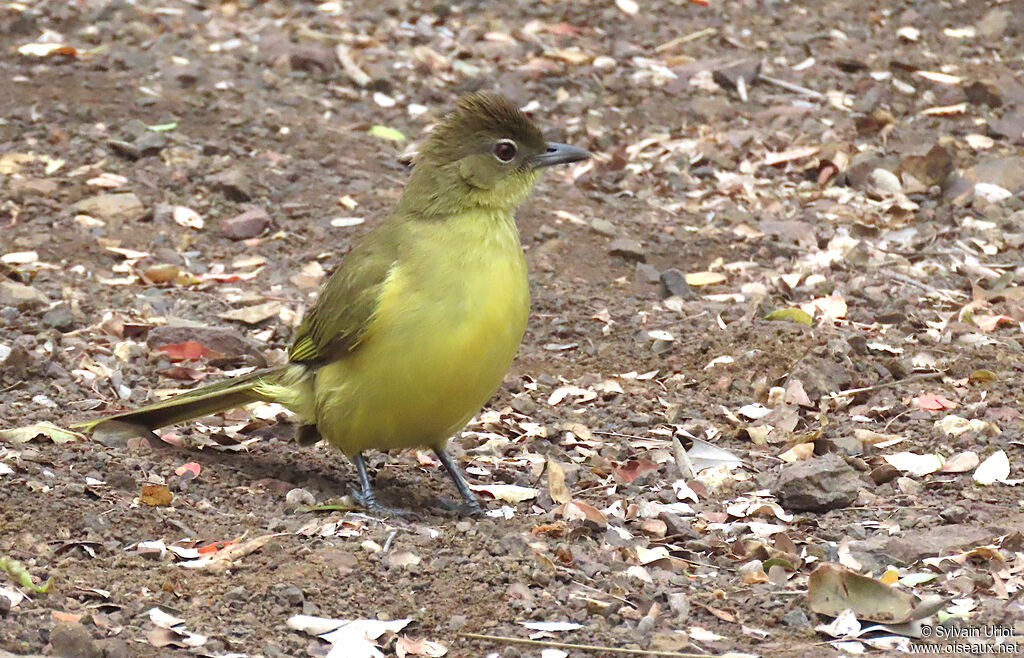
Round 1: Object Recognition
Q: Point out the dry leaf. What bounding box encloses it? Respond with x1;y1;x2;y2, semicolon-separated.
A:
547;459;571;504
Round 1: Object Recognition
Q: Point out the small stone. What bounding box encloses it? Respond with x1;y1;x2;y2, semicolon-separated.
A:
210;166;253;202
608;237;645;262
977;7;1011;39
659;268;693;299
658;513;699;539
783;608;810;628
134;131;167;156
667;592;689;618
285;488;316;508
939;505;968;524
449;615;468;630
42;303;76;331
225;585;248;601
71;193;145;222
97;638;129;658
634;263;660;284
49;622;101;658
964;81;1003;108
773;453;861;512
639;518;667;538
106;139;141;159
272;583;304;606
868;168;902;195
590;217;618;236
0;280;48;309
8;177;58;197
220;207;271;240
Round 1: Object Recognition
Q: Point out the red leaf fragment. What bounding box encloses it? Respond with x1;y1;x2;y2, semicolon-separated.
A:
915;393;957;410
611;459;660;483
153;341;224;362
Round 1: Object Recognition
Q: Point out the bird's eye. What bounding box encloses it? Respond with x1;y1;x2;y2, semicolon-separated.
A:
492;140;518;162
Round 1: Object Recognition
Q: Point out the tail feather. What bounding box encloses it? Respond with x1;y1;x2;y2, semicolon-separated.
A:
73;365;295;432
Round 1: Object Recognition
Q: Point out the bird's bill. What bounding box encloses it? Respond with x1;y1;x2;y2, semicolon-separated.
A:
532;142;592;168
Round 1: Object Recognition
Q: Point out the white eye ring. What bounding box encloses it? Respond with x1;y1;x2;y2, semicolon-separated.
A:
492;139;518;162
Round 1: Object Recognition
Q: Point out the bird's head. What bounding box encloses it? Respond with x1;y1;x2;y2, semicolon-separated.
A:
403;93;591;215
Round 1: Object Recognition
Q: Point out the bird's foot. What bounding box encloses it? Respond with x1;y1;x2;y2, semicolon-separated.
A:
438;496;486;518
351;491;421;520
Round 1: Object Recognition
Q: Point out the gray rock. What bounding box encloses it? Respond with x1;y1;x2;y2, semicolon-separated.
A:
272;583;304;606
782;608;810;628
773;453;860;512
42;303;76;331
608;237;645;262
885;525;998;564
667;592;690;618
210;166;253;201
634;263;660;284
590;217;618;237
659;268;693;299
49;622;101;658
0;280;48;309
977;7;1012;39
220;207;270;240
134;131;167;156
71;193;145;222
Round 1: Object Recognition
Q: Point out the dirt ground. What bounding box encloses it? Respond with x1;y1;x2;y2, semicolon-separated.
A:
2;1;1024;656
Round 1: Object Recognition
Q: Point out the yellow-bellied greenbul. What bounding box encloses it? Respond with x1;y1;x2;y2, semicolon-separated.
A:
75;93;591;516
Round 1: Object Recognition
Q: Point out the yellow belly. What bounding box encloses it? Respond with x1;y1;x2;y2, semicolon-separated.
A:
313;209;529;454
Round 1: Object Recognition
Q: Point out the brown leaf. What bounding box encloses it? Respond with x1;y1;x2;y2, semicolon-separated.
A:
546;458;571;504
141;483;173;506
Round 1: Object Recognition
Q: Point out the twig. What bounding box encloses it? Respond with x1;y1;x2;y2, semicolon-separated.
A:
381;529;399;553
457;632;717;657
830;372;944;399
759;74;825;100
654;27;718;53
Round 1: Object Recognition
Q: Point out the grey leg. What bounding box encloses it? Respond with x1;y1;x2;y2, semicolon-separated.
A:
435;448;484;515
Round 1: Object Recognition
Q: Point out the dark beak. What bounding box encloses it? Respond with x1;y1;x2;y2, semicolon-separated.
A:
532;142;591;168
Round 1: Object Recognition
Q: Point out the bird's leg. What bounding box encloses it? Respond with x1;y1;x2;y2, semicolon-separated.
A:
435;448;484;516
350;452;418;518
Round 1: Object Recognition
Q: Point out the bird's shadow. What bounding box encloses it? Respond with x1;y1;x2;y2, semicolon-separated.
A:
141;427;459;517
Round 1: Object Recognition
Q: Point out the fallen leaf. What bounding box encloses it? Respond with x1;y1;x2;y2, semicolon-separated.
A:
368;125;406;141
915;393;957;410
547;459;571;504
685;271;726;286
974;450;1012;485
140;483;173;506
765;308;814;325
468;484;538;503
611;459;660;483
396;636;448;658
153;341;223;361
172;206;204;230
0;422;82;444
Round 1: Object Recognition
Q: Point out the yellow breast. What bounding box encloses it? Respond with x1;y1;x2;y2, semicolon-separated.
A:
314;208;529;454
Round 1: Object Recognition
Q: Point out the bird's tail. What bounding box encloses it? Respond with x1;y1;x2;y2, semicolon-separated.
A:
73;364;304;432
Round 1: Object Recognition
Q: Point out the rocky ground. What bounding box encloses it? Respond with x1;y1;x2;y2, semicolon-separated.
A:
2;1;1024;656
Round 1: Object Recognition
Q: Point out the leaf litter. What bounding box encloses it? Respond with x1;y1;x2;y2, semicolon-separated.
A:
3;0;1024;656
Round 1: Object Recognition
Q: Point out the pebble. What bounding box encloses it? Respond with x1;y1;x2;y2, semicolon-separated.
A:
49;622;100;658
589;217;618;236
659;268;693;299
608;237;646;262
220;207;271;240
0;281;48;309
285;488;316;508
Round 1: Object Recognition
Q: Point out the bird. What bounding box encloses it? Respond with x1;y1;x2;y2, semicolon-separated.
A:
74;92;591;516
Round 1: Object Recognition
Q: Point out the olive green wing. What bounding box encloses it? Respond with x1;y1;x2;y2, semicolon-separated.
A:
289;222;399;365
